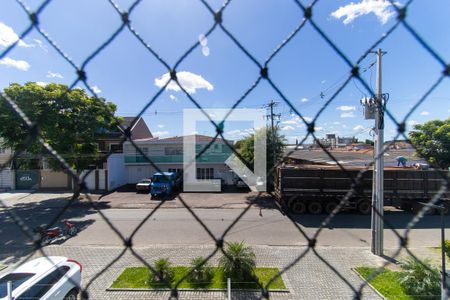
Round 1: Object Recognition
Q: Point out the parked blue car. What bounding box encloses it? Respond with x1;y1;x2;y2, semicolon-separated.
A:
150;172;179;198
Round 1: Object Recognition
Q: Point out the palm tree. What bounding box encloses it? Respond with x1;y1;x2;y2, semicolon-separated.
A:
188;256;213;286
219;241;256;281
149;258;174;286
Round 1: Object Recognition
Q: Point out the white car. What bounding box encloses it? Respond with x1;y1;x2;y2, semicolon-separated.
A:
136;178;152;192
0;256;82;300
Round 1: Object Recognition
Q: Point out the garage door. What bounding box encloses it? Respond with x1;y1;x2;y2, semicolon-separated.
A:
126;165;153;183
40;170;70;189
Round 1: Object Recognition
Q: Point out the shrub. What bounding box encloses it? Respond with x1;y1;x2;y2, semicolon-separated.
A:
219;241;256;282
149;258;174;285
443;240;450;260
399;257;440;298
187;257;213;285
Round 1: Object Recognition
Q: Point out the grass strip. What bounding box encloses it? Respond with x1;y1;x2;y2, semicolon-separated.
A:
111;266;286;290
355;267;412;300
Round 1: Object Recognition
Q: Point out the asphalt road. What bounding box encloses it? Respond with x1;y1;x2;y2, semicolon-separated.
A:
60;208;449;248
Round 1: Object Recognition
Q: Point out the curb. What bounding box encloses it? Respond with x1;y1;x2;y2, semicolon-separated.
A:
351;268;386;300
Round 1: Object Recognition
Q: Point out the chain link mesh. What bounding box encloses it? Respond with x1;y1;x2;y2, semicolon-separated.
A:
1;0;449;299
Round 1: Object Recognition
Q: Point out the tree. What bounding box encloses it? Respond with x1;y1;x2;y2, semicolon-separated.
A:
364;139;374;146
0;82;119;173
218;241;256;281
187;256;213;286
149;258;174;286
235;126;286;173
409;119;450;169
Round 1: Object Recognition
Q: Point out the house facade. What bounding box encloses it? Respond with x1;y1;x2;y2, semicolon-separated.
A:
123;135;235;185
97;116;153;154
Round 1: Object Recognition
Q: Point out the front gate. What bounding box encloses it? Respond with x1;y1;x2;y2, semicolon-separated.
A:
15;170;39;190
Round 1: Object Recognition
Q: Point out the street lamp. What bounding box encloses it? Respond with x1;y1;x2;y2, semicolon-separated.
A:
419;202;448;300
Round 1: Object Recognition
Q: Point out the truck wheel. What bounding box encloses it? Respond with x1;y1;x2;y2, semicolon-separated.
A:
308;201;323;214
442;204;450;215
357;200;371;215
400;203;412;212
412;203;435;215
291;201;306;214
324;201;338;214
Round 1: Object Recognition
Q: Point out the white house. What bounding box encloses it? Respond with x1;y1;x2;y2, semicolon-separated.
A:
123;135;235;185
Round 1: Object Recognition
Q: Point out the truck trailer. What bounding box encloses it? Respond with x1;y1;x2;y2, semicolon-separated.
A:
275;164;449;215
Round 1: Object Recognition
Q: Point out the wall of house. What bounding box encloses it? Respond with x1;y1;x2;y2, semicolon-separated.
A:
0;169;14;190
125;163;233;184
123;139;234;184
80;169;108;191
107;153;126;190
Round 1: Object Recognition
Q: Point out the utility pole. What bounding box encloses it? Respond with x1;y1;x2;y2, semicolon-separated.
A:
265;100;281;170
371;48;386;256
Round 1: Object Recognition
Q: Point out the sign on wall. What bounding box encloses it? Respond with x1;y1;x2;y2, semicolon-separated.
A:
15;170;39;190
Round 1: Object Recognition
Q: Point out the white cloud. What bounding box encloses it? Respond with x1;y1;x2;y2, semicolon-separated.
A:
0;22;34;48
154;131;169;137
340;111;356;118
336;105;356;111
331;0;399;25
169;94;178;102
315;126;324;131
155;71;213;94
157;124;164;128
36;81;48;87
407;120;418;126
0;57;30;71
420;111;430;116
281;119;298;125
226;128;255;138
227;129;243;136
281;125;295;131
353;125;366;131
282;115;312;125
33;39;48;52
300;98;309;103
92;85;102;94
202;46;210;57
46;71;63;79
333;121;341;125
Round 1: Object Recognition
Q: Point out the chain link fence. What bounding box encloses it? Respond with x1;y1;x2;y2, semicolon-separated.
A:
0;0;449;299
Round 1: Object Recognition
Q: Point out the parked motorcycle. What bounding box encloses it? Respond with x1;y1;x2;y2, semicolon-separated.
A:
33;219;78;245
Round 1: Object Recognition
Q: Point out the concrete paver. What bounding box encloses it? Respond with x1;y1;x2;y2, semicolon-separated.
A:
1;245;384;300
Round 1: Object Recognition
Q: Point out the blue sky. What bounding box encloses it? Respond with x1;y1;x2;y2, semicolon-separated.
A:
1;0;449;144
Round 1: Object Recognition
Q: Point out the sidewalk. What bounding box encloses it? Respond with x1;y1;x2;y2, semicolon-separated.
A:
0;190;276;210
1;245;384;300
